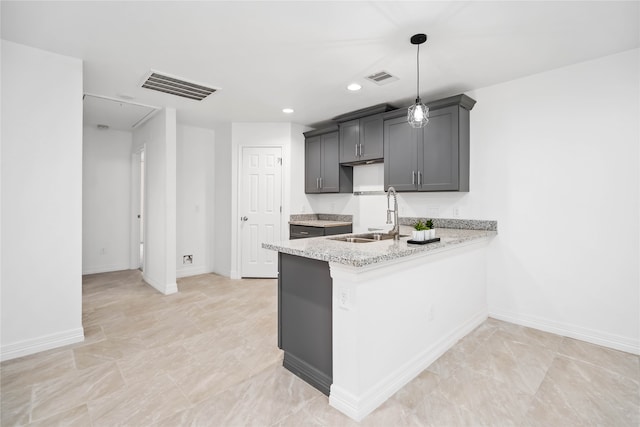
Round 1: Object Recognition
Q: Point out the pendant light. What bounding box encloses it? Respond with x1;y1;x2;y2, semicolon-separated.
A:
407;33;429;128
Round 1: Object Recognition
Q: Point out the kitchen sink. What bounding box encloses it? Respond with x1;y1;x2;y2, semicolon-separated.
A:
330;233;409;243
357;233;409;241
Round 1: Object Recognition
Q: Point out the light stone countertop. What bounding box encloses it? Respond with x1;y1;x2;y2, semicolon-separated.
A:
263;226;497;268
289;220;353;227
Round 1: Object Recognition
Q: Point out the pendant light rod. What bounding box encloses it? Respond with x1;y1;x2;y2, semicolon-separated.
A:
416;43;420;98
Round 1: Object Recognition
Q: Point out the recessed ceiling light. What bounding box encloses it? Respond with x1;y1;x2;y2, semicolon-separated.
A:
347;83;362;91
282;108;294;114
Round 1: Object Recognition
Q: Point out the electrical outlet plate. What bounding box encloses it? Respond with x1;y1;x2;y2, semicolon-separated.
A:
338;289;351;310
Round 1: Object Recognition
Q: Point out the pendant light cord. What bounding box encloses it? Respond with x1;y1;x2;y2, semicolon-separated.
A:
416;44;420;100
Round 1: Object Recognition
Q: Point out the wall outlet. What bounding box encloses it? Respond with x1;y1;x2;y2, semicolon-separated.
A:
452;207;460;218
183;255;193;265
338;289;351;310
427;304;435;321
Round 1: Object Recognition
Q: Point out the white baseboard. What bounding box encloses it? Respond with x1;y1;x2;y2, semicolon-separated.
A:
489;309;640;355
176;265;212;279
82;263;131;275
142;273;178;295
1;327;85;362
330;309;487;421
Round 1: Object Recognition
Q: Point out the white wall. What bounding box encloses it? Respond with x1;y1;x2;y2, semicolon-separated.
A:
82;126;132;274
1;41;84;360
176;124;215;278
469;49;639;353
132;108;177;294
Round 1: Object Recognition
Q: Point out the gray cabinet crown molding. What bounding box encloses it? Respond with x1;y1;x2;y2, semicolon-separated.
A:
332;103;396;123
303;125;339;138
382;94;476;120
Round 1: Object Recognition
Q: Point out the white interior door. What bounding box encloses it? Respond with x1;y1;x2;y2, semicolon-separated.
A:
240;147;282;278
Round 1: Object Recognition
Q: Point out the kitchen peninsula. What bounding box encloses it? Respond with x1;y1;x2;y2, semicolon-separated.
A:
263;218;497;421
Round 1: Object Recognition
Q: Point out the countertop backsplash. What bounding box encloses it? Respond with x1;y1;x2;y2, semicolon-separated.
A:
399;217;498;231
290;213;353;223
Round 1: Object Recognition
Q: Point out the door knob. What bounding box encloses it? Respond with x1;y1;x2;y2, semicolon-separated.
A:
241;216;248;222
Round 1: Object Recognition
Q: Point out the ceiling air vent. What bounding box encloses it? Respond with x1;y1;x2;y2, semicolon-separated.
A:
365;70;399;86
141;71;217;101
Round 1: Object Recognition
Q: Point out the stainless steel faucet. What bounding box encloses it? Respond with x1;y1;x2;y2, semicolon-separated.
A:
386;186;400;240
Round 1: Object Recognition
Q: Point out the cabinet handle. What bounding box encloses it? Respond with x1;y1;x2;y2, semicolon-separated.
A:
319;177;323;188
412;171;416;185
300;231;309;235
316;178;319;189
355;144;359;158
359;143;363;157
418;171;422;186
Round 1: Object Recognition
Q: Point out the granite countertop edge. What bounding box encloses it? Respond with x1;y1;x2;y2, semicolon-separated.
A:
289;220;353;227
263;226;497;268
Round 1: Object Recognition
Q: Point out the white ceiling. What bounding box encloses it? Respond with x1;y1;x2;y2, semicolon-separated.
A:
2;1;639;131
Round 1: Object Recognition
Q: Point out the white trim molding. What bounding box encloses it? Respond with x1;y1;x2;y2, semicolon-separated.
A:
1;327;85;362
329;240;491;421
490;310;640;355
143;273;178;295
82;263;132;276
176;265;213;279
330;310;486;421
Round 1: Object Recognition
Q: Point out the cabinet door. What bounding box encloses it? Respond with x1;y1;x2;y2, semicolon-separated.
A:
419;106;459;191
320;132;340;192
339;119;359;163
384;115;419;191
359;114;384;161
305;136;322;194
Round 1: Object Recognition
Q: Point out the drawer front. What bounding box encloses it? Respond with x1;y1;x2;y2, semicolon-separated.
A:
290;225;324;239
324;225;352;236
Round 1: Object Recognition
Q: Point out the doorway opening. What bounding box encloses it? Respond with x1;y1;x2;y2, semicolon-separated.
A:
130;147;146;271
139;150;145;270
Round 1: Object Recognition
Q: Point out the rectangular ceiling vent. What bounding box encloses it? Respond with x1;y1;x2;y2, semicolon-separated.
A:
365;71;399;86
141;71;217;101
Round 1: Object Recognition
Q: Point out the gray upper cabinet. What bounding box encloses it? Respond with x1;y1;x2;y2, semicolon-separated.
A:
383;116;419;191
304;128;353;194
334;103;394;165
339;114;384;164
384;94;475;192
305;135;323;193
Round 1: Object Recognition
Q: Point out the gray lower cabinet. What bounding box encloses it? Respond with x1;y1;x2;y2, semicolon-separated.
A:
290;224;352;239
304;128;352;194
383;94;475;192
278;253;332;395
339;114;384;164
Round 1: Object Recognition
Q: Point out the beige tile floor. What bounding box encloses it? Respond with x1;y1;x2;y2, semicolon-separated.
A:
1;270;638;426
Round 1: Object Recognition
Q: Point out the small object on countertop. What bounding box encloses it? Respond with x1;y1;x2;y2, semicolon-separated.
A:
407;237;441;245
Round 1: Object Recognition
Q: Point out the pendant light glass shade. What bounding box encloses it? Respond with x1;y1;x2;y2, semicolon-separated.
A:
408;97;428;128
408;33;429;128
